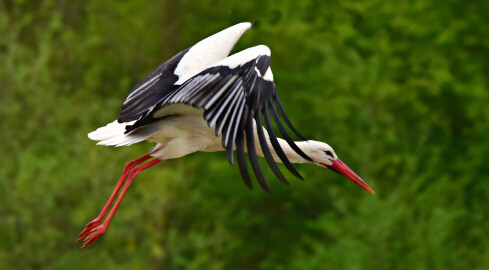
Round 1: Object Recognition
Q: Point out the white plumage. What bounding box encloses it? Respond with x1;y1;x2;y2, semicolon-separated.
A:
174;22;252;84
78;22;374;248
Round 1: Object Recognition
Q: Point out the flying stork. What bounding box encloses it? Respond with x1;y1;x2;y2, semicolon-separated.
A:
77;22;375;248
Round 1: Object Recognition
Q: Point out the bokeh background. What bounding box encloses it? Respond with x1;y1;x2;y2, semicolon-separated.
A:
1;0;489;269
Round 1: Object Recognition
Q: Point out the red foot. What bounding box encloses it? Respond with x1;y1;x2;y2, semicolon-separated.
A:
79;224;108;248
77;218;102;243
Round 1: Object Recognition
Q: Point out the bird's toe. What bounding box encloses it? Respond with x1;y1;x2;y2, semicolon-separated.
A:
77;218;102;242
80;225;107;249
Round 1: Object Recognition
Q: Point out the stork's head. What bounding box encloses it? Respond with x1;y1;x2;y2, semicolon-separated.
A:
305;141;375;194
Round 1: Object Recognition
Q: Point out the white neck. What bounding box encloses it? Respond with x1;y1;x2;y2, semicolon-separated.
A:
251;124;313;164
254;137;311;164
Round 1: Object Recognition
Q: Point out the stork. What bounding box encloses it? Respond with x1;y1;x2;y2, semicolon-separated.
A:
77;22;375;248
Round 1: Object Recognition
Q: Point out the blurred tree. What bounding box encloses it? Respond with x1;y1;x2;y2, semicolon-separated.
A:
0;0;488;269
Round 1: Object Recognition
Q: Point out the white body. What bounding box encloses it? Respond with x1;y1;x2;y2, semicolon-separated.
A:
89;104;334;165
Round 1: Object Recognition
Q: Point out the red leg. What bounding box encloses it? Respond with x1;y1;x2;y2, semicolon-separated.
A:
77;153;154;242
79;158;163;248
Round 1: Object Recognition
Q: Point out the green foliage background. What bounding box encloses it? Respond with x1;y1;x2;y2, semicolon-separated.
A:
1;0;488;269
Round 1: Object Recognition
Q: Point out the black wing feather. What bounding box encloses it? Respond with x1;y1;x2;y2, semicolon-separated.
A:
263;106;304;180
270;103;312;161
236;107;252;188
225;98;246;164
275;95;307;141
255;110;289;186
245;110;270;193
118;48;190;122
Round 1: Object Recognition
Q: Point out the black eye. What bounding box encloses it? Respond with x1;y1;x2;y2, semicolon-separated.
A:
325;151;333;158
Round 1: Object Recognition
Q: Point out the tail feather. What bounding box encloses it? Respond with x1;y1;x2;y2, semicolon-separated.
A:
88;120;158;147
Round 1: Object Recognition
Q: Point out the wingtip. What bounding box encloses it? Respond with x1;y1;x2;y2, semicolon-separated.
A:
87;131;96;140
228;22;252;33
227;154;235;166
255;45;271;56
262;185;271;194
239;22;252;28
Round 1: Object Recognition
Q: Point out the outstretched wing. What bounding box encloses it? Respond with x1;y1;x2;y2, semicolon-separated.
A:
118;22;252;122
127;45;311;192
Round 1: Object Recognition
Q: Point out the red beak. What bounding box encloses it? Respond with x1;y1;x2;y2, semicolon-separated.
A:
321;159;375;195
